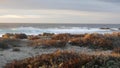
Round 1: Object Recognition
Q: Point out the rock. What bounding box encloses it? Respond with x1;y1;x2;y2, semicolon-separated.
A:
2;33;14;39
0;53;3;56
0;38;24;48
0;48;4;51
70;34;85;38
0;42;9;49
100;27;110;29
2;33;28;39
14;33;27;39
42;33;54;36
12;47;20;52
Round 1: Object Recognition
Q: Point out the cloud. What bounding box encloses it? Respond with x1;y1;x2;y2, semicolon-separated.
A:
0;0;120;23
101;0;120;3
0;0;120;12
0;9;120;23
0;15;43;18
0;15;25;18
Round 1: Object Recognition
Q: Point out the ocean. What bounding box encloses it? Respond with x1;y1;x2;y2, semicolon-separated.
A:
0;23;120;36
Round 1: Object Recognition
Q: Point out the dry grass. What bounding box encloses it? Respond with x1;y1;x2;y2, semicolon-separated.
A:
28;35;40;40
52;33;71;41
112;48;120;54
68;33;120;50
30;39;66;47
4;50;120;68
42;32;120;50
4;50;93;68
1;32;120;50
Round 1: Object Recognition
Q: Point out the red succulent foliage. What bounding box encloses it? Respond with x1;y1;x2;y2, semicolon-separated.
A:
52;33;71;41
5;50;93;68
30;39;66;47
112;47;120;54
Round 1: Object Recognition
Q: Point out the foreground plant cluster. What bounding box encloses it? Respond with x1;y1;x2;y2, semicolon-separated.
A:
5;50;120;68
31;32;120;50
0;32;120;68
0;32;120;53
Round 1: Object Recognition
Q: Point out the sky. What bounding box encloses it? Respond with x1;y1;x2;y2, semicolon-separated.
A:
0;0;120;23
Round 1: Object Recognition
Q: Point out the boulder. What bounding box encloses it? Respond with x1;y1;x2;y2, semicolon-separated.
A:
2;33;14;39
2;33;28;39
0;42;9;49
41;33;54;36
14;33;27;39
12;47;20;52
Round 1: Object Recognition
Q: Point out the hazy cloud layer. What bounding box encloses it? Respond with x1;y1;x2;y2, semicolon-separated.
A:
0;0;120;12
101;0;120;3
0;0;120;23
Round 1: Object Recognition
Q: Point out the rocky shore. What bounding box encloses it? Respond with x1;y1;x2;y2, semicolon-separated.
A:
0;32;120;68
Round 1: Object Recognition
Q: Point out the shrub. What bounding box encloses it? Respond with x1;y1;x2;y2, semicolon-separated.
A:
69;33;113;49
28;35;40;40
84;56;120;68
30;39;67;47
68;38;85;46
112;48;120;54
52;33;71;41
5;50;93;68
5;50;120;68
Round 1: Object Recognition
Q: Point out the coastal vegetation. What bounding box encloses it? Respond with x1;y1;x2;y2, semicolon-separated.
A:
0;32;120;49
0;32;120;68
5;50;120;68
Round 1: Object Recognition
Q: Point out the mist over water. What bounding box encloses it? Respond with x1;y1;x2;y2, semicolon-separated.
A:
0;23;120;36
0;23;120;28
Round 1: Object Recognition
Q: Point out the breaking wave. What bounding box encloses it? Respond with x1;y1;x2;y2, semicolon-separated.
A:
0;27;119;37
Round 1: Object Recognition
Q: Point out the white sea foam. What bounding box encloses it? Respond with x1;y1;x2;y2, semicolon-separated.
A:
0;27;119;37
